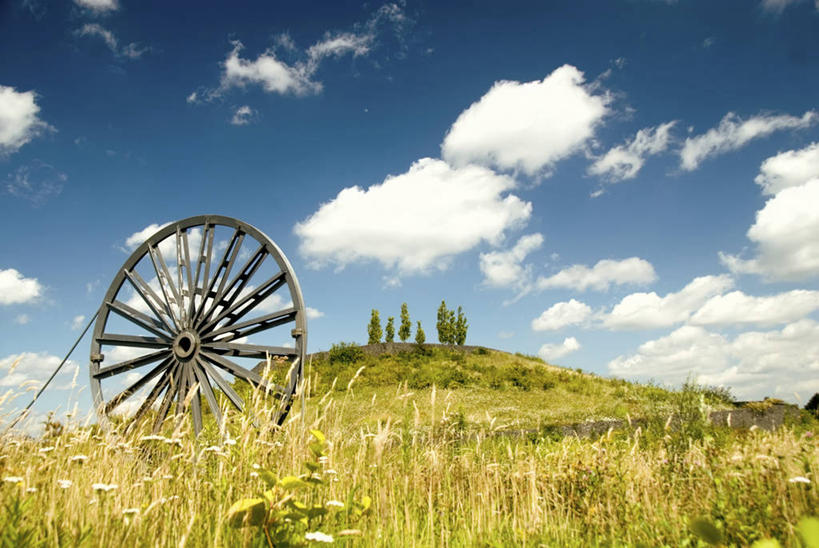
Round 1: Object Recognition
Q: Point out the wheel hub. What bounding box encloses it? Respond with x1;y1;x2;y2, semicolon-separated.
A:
173;330;199;361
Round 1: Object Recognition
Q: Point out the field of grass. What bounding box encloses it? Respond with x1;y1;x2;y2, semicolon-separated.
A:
1;345;817;546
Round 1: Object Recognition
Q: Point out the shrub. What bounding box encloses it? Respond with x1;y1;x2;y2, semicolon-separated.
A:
328;342;364;364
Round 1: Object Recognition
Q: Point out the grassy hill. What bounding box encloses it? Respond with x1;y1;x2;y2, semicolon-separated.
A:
0;342;816;547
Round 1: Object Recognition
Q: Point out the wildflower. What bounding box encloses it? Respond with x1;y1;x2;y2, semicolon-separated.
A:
92;483;118;492
251;464;260;470
305;531;334;543
3;476;23;484
203;446;221;453
26;487;37;493
70;455;88;463
39;446;55;453
318;456;329;464
224;438;237;446
789;476;811;484
249;472;259;478
57;479;73;489
326;500;344;508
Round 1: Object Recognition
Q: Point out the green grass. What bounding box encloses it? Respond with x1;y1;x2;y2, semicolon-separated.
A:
0;344;816;546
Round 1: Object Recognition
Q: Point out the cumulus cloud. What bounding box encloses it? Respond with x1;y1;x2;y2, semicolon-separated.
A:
76;24;148;59
755;142;819;195
441;65;610;176
588;121;676;184
74;0;118;14
15;314;30;325
0;269;43;305
479;233;543;289
294;158;531;274
0;352;78;389
690;289;819;327
608;320;819;401
306;307;324;319
124;222;170;251
531;299;592;331
230;105;255;126
6;161;67;205
70;315;86;330
602;274;733;330
760;0;805;12
0;85;51;156
200;3;408;102
535;257;656;292
680;111;816;171
538;337;581;362
720;179;819;281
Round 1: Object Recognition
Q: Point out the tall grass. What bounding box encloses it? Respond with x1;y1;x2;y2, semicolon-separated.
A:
0;365;816;546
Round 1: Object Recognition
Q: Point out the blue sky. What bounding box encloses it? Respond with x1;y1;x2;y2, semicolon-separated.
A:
2;0;819;429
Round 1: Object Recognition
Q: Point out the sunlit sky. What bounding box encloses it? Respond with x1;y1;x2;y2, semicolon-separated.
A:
2;0;819;430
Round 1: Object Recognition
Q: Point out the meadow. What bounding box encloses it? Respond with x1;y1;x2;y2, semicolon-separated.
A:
1;346;817;547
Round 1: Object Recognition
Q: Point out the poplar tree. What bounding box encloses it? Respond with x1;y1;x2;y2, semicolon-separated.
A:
415;321;425;345
367;309;382;345
398;303;411;342
385;316;395;343
436;300;449;344
455;306;468;345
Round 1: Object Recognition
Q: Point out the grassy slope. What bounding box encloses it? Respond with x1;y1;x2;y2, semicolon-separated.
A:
0;343;816;547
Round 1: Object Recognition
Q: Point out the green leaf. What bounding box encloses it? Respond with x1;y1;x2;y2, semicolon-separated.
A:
360;495;372;514
259;470;277;488
309;442;326;459
226;498;267;528
310;429;326;443
750;540;781;548
278;476;310;490
305;461;319;472
798;517;819;548
690;517;723;545
307;505;328;520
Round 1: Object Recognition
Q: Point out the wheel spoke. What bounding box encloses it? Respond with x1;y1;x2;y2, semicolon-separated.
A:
188;224;211;320
178;227;195;325
192;228;244;326
94;349;170;379
198;245;266;330
148;244;183;330
124;270;176;333
201;341;298;360
198;358;245;413
191;224;215;322
199;271;286;334
103;357;173;414
97;333;170;350
193;358;222;427
107;300;173;340
203;307;297;343
125;367;171;429
188;368;203;435
152;363;181;433
200;351;285;397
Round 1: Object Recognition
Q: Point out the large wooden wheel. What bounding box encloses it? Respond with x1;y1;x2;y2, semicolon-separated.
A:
89;215;307;435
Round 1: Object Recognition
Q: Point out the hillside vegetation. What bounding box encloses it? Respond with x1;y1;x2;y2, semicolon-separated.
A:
0;343;816;547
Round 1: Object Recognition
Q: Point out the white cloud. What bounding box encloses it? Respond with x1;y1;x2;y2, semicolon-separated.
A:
230;105;255;126
0;352;78;389
720;179;819;281
538;337;581;362
588;121;676;183
6;162;66;205
690;289;819;327
479;233;543;289
217;41;320;97
760;0;804;12
74;0;118;13
0;85;51;156
755;142;819;195
441;65;610;176
124;222;170;251
531;299;592;331
608;320;819;401
0;269;43;305
680;111;817;171
14;314;30;325
70;315;86;330
535;257;656;292
294;158;531;274
306;307;324;319
76;24;147;59
602;274;733;330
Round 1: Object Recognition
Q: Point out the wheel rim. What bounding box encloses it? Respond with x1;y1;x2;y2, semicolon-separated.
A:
89;215;307;435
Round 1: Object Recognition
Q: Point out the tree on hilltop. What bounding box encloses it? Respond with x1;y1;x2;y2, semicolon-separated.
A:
399;303;411;342
385;316;395;343
415;321;425;345
455;306;468;345
367;309;382;345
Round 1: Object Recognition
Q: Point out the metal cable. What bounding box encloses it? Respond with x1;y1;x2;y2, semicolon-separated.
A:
2;309;99;435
